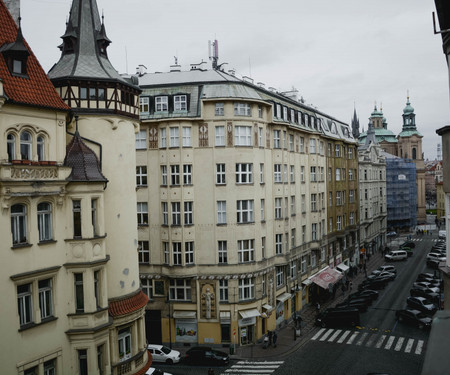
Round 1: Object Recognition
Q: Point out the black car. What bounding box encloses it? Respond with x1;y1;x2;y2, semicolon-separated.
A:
367;271;396;281
427;258;442;269
417;273;440;282
336;299;369;312
315;308;360;328
400;241;415;249
184;346;230;366
395;309;432;329
358;279;387;291
406;296;438;315
410;288;440;303
413;281;440;289
348;289;379;301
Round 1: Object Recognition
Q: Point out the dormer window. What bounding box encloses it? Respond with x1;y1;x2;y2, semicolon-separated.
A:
0;23;30;77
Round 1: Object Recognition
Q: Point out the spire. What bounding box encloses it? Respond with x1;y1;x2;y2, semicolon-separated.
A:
351;107;360;139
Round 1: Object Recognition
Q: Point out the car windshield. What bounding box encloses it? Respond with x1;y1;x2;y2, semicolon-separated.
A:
161;346;171;355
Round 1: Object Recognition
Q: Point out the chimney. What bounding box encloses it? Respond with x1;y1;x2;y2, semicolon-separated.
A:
5;0;20;26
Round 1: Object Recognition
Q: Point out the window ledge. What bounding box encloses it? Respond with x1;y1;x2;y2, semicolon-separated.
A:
38;239;57;246
18;316;57;332
11;243;32;250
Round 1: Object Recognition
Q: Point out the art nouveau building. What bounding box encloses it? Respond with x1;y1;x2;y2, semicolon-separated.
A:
0;1;150;374
134;64;359;347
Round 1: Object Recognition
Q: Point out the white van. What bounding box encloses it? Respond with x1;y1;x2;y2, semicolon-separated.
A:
385;250;408;261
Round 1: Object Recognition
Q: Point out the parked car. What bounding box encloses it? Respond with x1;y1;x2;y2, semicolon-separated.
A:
395;309;432;329
410;288;440;304
372;265;397;275
146;368;173;375
426;252;446;262
147;344;181;364
400;241;415;249
347;294;374;305
417;273;440;281
184;346;230;366
385;250;408;261
426;258;442;269
400;246;414;257
358;278;387;291
406;296;438;315
387;231;397;237
368;271;396;281
411;285;440;294
439;230;446;239
315;308;360;328
413;281;440;289
432;242;446;250
336;297;370;312
348;289;379;301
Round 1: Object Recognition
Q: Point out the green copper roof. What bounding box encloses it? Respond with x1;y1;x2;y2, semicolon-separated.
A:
371;104;383;117
398;130;422;137
403;97;414;114
359;128;398;144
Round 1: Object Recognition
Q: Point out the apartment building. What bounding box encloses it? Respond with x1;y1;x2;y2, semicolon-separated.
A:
0;1;150;374
134;64;359;347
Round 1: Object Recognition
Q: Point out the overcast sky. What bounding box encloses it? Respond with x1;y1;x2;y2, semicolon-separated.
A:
21;0;449;160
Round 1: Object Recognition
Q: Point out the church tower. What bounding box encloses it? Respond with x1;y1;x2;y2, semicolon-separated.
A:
49;0;150;373
397;95;426;223
351;107;360;139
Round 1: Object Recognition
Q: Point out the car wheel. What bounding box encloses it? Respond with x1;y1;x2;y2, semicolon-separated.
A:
166;358;173;365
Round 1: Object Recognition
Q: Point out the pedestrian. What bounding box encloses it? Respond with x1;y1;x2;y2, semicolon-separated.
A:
268;330;273;346
263;334;269;349
273;331;278;348
349;281;353;292
316;302;321;313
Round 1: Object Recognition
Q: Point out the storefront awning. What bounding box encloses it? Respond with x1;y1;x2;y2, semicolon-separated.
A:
276;292;292;303
336;263;349;273
262;304;273;311
239;309;261;319
311;267;343;290
173;310;197;319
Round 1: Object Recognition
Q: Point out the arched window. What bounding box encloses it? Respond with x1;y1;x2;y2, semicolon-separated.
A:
7;133;15;162
412;148;417;160
37;135;45;161
20;131;32;160
37;202;52;241
11;204;27;245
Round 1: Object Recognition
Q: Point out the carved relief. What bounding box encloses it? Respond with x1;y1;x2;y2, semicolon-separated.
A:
266;128;270;148
254;123;258;147
199;123;209;147
227;122;233;147
200;283;216;319
149;126;158;149
10;167;58;179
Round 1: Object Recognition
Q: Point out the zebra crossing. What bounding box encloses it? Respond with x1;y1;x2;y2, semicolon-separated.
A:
311;328;425;355
220;360;284;375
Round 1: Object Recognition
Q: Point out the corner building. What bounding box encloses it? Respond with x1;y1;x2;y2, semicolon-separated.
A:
135;67;359;347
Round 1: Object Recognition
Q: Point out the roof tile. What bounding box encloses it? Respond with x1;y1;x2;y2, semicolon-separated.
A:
109;290;149;317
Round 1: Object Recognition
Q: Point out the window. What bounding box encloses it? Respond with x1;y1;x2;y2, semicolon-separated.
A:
291;228;296;249
217;201;226;224
290;165;295;183
238;239;254;263
274;164;282;183
185;242;194;264
234;126;252;146
169;279;191;300
38;278;53;320
17;283;33;326
171;202;181;225
337;216;342;230
156;96;168;111
136;166;147;186
218;241;227;264
170;165;180;185
216;163;226;184
273;130;281;148
312;223;317;241
275;104;281;118
37;202;52;242
74;273;84;313
290;260;297;279
311;252;317;268
336;168;341;181
234;102;251;116
301;195;306;213
349;190;355;203
174;95;187;111
258;105;263;118
183;164;192;185
219;280;228;302
140;97;149;113
237;200;254;223
302;225;306;244
182;127;191;147
162;202;168;225
276;266;284;287
319;141;324;155
260;199;265;221
118;327;132;361
289;134;294;151
135;130;147;149
72;200;82;238
215;103;224;116
7;133;15;162
283;107;288;121
37;135;45;161
141;279;152;298
290;196;296;215
329;192;333;207
137;202;148;225
239;278;254;301
215;126;225;146
309;138;316;154
310;166;316;182
161;165;167;186
44;359;56;375
300;166;305;182
335;144;341;157
275;233;283;254
172;242;182;265
160;128;167;148
260;163;264;184
20;131;32;160
236;163;253;183
336;191;342;206
299;137;305;152
138;241;150;263
311;194;317;212
350;212;355;225
258;127;264;147
275;197;282;219
349;169;354;181
78;349;88;375
184;201;193;225
169;127;179;147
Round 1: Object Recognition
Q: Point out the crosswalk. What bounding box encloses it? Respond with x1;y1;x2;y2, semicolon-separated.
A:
221;360;284;375
311;328;425;355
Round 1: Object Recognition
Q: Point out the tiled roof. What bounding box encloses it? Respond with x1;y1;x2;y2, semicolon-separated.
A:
0;1;69;111
109;290;149;317
64;131;107;182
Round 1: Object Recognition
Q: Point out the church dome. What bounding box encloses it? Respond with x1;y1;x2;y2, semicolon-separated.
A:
371;104;383;118
403;97;414;114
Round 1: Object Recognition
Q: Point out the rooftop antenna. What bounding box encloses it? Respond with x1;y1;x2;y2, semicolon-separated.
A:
209;39;219;70
125;46;128;74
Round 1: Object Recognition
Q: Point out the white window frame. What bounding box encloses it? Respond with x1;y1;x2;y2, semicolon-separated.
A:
273;130;281;148
138;240;150;263
217;201;227;224
137;202;148;225
237;239;254;263
216;163;226;184
215;126;225;146
162;202;168;225
170;165;180;185
182;127;191;147
171;202;181;226
17;283;33;326
234;102;251;116
237;200;254;223
275;197;282;219
238;278;255;301
185;241;194;264
236;163;253;184
219;279;228;301
183;164;192;185
37;202;52;242
275;233;283;254
174;95;187;111
155;96;168;112
274;164;282;183
276;266;284;287
136;166;147;186
135;130;147;149
234;126;252;146
172;242;182;265
184;201;193;225
161;165;167;186
169;279;191;301
140;97;149;113
218;241;227;264
169;127;180;147
309;138;316;154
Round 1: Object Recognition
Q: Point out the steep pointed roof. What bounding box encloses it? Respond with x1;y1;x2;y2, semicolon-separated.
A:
0;1;69;110
351;107;360;138
64;130;107;182
48;0;130;85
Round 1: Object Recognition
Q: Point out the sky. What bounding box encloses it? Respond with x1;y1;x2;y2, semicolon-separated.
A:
20;0;450;160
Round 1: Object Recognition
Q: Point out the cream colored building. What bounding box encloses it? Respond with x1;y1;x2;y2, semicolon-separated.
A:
134;66;358;347
0;1;150;374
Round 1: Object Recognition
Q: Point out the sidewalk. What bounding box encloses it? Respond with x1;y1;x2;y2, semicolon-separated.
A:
232;249;388;360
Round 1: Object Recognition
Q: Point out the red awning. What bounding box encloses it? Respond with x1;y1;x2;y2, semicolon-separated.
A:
311;267;343;290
